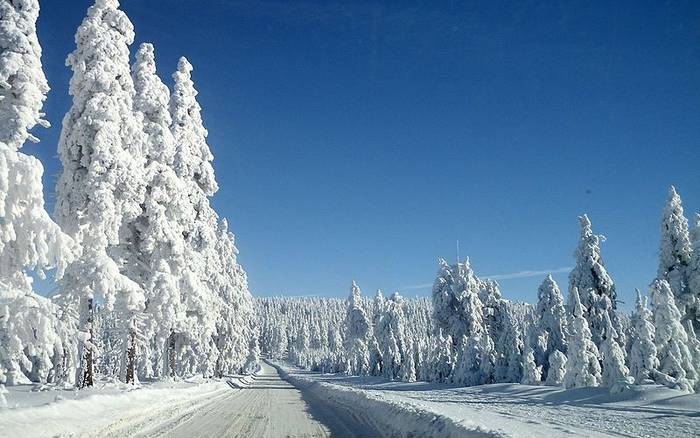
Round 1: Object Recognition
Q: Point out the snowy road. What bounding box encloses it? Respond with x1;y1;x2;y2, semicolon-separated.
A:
93;361;374;438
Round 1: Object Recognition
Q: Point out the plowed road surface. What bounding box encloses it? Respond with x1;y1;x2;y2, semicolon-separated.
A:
97;361;375;437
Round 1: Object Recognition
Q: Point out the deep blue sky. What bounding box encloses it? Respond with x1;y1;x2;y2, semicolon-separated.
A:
32;0;700;309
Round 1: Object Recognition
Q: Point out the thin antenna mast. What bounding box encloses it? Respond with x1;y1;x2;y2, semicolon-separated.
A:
456;239;460;264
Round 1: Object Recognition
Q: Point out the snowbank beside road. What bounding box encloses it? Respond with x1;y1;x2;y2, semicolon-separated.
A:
271;361;507;438
0;378;229;437
273;361;700;438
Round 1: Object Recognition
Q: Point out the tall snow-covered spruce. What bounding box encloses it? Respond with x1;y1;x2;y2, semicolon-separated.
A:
533;275;568;381
629;289;659;384
0;0;77;386
658;186;695;323
344;282;372;375
564;288;602;389
569;214;624;350
168;55;256;377
126;42;189;381
55;0;146;387
651;279;697;392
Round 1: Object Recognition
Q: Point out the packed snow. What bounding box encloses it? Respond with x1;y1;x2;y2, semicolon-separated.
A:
276;361;700;438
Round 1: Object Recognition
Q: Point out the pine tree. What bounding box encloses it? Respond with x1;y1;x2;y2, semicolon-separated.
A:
369;290;385;376
55;0;147;388
431;330;454;383
521;344;542;385
385;292;415;381
684;320;700;390
0;0;50;149
171;57;217;196
169;56;223;377
569;215;624;350
213;219;254;376
687;213;700;332
564;288;601;388
452;289;494;386
658;186;694;318
344;281;372;375
545;350;567;386
651;279;696;392
534;275;568;380
0;0;77;386
600;310;632;392
629;289;659;384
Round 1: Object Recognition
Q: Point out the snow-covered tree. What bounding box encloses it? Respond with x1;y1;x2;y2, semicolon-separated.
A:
687;213;700;332
545;350;567;386
0;0;78;387
651;279;696;392
684;320;700;390
344;281;372;375
533;275;568;380
432;259;479;346
658;186;694;319
629;289;659;384
171;57;217;196
600;310;632;392
0;0;50;149
494;306;525;384
564;287;601;389
521;344;541;385
430;329;454;382
376;292;415;381
452;288;495;386
213;219;255;376
55;0;146;387
369;289;384;375
168;56;227;378
569;215;624;350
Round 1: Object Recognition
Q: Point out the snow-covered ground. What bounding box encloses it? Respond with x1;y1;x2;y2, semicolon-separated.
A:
0;361;380;438
0;377;225;437
4;360;699;438
275;361;700;438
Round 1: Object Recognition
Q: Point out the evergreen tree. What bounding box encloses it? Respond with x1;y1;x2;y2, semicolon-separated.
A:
684;320;700;391
687;213;700;332
0;0;77;386
169;56;223;377
658;186;694;318
629;289;659;384
545;350;567;386
0;0;50;149
569;215;624;350
452;289;494;386
431;330;454;383
564;288;602;388
369;290;385;375
600;310;632;392
344;281;372;375
54;0;145;388
521;344;542;385
651;279;696;392
534;275;568;381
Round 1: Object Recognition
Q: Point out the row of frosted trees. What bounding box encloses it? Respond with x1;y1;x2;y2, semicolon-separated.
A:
258;186;700;393
0;0;256;392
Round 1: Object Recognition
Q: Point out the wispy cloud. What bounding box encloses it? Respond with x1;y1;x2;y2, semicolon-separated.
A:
486;266;571;280
400;267;571;291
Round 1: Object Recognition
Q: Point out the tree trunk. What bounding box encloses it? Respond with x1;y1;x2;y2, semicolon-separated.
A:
79;298;94;389
168;332;176;378
125;327;137;384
